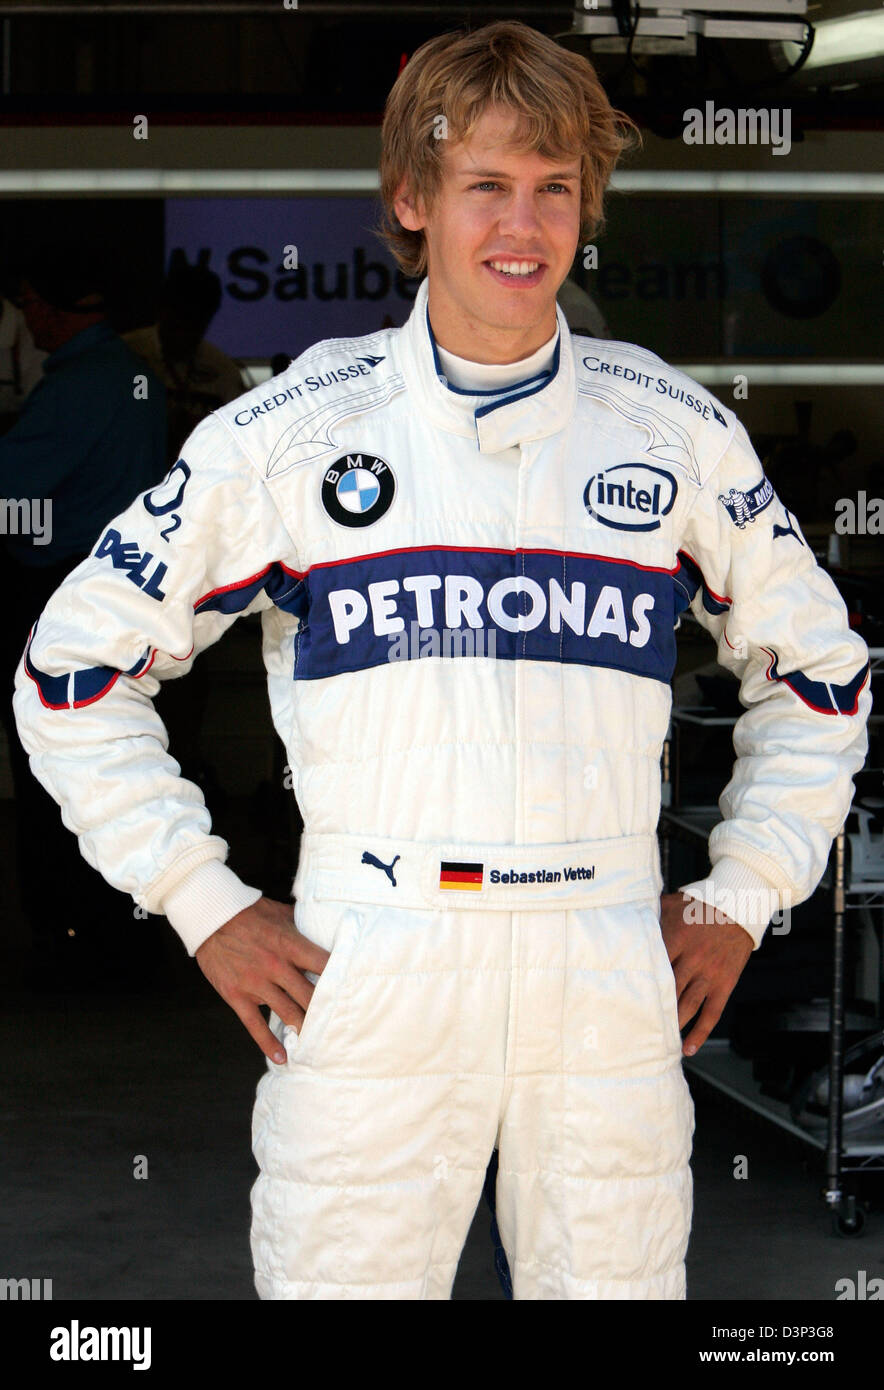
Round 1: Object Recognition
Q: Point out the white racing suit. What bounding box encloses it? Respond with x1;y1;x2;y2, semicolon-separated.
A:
14;277;871;1299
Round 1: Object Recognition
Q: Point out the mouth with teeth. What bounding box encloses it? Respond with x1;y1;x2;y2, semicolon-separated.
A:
484;259;545;287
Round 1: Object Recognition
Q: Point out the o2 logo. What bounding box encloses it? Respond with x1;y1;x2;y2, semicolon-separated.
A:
144;458;192;541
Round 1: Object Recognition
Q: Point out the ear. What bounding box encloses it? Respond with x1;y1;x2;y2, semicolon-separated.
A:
392;179;426;233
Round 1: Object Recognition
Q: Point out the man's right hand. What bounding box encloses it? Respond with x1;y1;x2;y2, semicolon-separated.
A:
195;896;330;1064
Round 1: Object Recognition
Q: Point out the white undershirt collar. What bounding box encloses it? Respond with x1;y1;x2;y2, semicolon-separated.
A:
435;326;559;393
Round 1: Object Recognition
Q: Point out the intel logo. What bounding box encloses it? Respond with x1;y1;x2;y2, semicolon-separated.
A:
583;463;677;533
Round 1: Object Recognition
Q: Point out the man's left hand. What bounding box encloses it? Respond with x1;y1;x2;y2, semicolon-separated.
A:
659;891;755;1057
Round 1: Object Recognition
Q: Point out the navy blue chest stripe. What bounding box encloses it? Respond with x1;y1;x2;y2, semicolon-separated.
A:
23;545;867;718
287;546;679;684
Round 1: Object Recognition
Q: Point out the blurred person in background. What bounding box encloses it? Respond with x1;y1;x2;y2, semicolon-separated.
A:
0;286;46;435
0;241;167;985
125;263;244;469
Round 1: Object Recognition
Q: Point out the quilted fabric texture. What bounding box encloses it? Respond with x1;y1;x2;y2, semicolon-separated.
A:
251;895;695;1300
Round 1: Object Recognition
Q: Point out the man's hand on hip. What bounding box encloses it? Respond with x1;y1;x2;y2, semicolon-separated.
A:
195;897;330;1063
659;891;755;1057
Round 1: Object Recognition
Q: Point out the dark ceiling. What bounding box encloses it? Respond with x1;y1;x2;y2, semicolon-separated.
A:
0;1;881;131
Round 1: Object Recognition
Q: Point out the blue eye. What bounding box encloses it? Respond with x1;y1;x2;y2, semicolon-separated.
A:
470;182;571;194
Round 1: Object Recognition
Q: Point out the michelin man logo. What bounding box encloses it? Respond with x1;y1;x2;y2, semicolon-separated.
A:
718;476;774;529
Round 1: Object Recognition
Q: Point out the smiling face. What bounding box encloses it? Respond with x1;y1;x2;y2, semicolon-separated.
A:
393;104;583;365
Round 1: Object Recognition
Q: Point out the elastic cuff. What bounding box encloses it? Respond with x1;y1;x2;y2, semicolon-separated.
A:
678;857;787;950
161;859;265;956
142;835;231;914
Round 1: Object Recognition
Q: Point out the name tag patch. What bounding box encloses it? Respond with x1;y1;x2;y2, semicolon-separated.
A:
439;861;597;891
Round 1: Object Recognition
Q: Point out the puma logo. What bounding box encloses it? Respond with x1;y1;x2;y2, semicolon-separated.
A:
361;851;400;887
773;508;804;545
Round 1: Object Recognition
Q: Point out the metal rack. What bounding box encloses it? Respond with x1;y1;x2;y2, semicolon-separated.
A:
660;681;884;1233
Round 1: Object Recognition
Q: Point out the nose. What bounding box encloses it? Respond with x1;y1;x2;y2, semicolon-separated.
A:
494;186;544;240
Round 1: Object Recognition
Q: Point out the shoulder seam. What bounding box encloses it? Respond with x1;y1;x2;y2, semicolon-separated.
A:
212;406;266;484
210;408;302;566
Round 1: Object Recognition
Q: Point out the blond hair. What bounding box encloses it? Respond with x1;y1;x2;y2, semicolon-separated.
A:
377;20;641;279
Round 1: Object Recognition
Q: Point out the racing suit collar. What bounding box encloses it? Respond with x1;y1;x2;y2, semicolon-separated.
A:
397;276;575;454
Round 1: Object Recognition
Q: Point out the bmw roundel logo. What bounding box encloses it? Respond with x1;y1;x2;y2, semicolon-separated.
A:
321;454;396;528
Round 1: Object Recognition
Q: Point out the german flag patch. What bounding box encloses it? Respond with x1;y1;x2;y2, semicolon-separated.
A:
439;861;484;892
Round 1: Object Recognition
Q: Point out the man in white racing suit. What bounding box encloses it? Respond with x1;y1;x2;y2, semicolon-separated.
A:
13;22;871;1300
